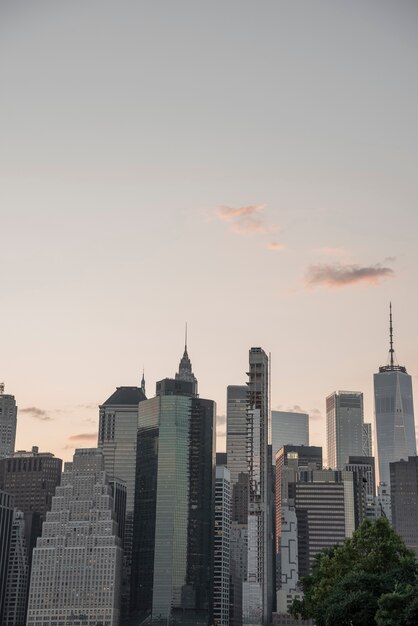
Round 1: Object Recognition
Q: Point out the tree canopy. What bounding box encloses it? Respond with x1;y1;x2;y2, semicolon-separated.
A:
289;517;418;626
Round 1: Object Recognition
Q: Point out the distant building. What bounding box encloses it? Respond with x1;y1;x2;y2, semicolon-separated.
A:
390;456;418;556
227;385;248;485
0;385;17;459
271;411;309;465
326;391;364;470
214;465;231;626
26;448;123;626
0;490;14;625
1;510;29;626
374;305;416;487
131;345;215;625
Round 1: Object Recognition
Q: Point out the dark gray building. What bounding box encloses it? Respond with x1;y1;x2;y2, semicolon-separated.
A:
0;385;17;459
0;490;14;624
390;456;418;556
131;348;215;625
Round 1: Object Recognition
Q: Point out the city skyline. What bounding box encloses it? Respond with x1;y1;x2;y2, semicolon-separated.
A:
1;1;418;462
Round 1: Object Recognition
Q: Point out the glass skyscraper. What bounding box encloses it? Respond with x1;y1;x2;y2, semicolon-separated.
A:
326;391;364;470
374;305;416;487
131;347;215;625
0;384;17;459
271;411;309;465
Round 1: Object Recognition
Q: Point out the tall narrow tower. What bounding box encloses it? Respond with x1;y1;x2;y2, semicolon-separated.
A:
175;324;198;396
374;304;416;487
243;347;271;626
0;385;17;458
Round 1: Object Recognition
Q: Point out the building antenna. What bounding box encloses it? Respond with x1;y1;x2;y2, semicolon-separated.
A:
389;302;394;368
185;322;188;351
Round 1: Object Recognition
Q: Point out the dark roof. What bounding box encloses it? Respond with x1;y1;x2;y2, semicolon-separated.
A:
101;386;146;407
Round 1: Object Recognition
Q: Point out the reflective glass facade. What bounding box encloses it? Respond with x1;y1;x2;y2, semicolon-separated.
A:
132;381;215;625
374;369;416;486
326;391;364;470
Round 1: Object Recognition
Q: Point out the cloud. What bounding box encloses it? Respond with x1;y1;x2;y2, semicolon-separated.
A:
215;204;278;236
267;241;285;251
20;407;53;421
76;404;97;410
305;262;395;289
68;433;97;442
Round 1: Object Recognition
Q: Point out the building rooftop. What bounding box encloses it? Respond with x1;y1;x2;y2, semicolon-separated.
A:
101;386;146;407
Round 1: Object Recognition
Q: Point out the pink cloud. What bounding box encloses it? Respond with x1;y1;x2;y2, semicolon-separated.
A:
68;433;97;442
267;241;285;251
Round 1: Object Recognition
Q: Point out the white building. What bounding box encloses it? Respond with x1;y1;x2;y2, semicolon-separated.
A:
271;411;309;465
0;384;17;459
26;448;123;626
214;465;231;626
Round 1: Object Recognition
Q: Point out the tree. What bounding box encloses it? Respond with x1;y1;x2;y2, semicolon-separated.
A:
289;517;418;626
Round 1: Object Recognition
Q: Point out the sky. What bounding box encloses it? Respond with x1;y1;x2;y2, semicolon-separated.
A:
1;0;418;462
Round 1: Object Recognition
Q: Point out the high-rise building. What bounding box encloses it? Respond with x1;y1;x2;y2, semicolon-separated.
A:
243;347;271;626
275;446;322;566
0;447;62;562
0;490;14;625
98;383;147;614
345;455;376;499
390;456;418;556
214;464;231;626
26;448;123;626
374;305;416;487
362;423;373;457
1;510;29;626
131;347;215;625
326;391;364;469
0;385;17;459
227;386;248;485
271;412;309;465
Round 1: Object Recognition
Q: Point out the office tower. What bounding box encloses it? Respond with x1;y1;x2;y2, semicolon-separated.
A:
243;347;271;626
390;456;418;556
374;305;416;487
0;385;17;459
214;465;231;626
1;510;29;626
345;455;376;498
131;349;215;625
362;423;372;457
275;446;322;568
289;469;355;578
0;491;14;625
326;391;364;469
227;385;248;485
98;383;146;613
271;411;309;465
26;448;123;626
0;447;62;561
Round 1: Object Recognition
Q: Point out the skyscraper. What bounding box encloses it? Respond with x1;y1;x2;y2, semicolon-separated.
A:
0;384;17;459
362;423;373;457
1;510;29;626
131;347;215;625
98;383;147;613
271;411;309;465
0;490;14;625
243;347;271;626
26;448;123;626
226;385;248;485
214;464;231;626
374;304;416;487
390;456;418;556
326;391;364;469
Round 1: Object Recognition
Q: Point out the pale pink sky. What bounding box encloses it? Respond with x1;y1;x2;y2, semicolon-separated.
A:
1;1;418;461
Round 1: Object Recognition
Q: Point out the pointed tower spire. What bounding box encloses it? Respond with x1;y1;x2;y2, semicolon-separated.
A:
389;302;394;368
141;368;146;397
176;324;198;395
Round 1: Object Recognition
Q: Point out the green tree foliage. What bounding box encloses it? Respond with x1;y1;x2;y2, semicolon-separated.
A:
289;517;418;626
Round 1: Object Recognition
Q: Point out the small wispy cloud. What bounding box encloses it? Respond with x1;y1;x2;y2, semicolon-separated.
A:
68;433;97;442
20;407;53;421
215;203;280;236
76;404;97;411
266;241;285;251
305;262;395;289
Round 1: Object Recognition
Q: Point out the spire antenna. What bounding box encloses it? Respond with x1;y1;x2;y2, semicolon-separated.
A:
185;322;188;351
389;302;394;368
